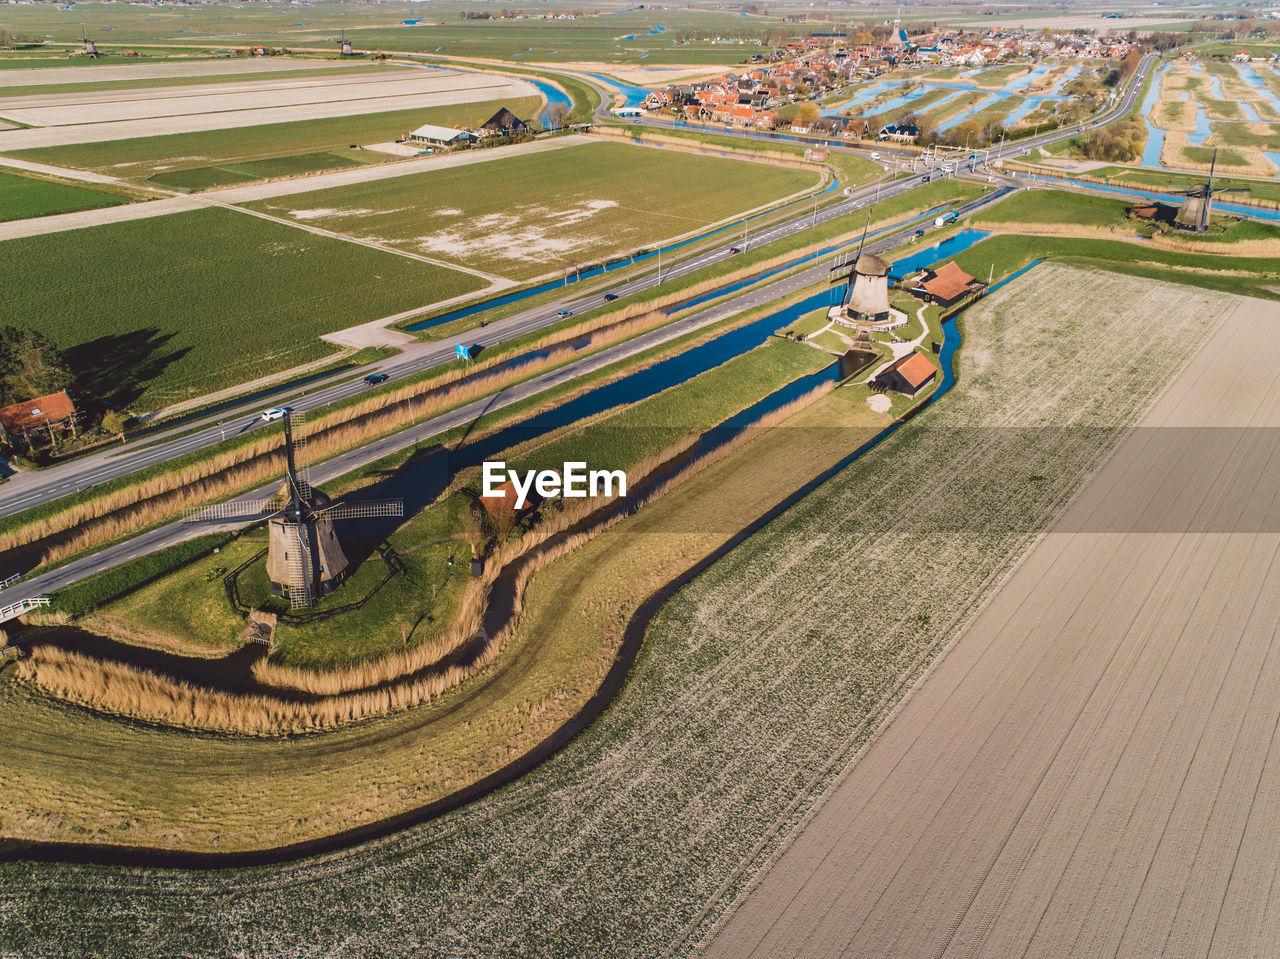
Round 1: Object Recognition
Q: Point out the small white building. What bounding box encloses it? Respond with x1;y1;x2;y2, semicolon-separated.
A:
407;124;474;147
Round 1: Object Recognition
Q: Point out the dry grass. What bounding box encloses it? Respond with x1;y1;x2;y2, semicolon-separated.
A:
17;383;834;734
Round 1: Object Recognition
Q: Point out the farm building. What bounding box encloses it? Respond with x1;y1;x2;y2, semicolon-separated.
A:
407;124;474;148
917;261;981;306
481;481;537;521
477;107;530;138
0;389;78;449
873;351;937;398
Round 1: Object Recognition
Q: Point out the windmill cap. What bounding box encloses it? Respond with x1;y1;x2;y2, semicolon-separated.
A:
855;252;890;276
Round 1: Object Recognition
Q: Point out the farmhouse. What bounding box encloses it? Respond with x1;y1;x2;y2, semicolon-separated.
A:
407;124;474;148
0;389;78;449
873;351;937;397
918;261;981;306
476;107;530;138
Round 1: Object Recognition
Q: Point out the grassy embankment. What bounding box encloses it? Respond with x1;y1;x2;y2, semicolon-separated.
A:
0;206;484;411
0;170;141;221
972;187;1280;254
2;96;545;188
47;336;831;682
244;140;821;282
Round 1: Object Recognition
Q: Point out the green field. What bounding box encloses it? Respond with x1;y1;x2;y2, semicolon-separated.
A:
0;169;132;221
1;207;485;410
1088;164;1280;205
973;188;1132;228
3;95;545;183
246;140;821;280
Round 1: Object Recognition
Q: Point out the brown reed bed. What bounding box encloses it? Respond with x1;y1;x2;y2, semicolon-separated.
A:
18;383;835;735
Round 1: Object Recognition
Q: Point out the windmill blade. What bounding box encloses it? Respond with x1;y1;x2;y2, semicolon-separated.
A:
1208;147;1217;194
184;498;280;523
289;522;312;609
324;498;405;520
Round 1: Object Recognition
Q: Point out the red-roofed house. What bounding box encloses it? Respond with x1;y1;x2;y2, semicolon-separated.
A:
919;261;980;305
873;352;937;398
0;389;78;448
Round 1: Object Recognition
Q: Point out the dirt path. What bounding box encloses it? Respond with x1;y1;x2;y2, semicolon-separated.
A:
703;294;1280;959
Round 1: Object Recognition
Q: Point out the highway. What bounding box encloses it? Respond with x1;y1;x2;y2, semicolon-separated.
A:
4;183;1014;607
0;54;1158;606
0;158;931;518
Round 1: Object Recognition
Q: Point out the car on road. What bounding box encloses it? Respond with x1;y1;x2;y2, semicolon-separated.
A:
913;228;926;238
604;293;619;301
728;247;741;255
921;174;931;182
557;310;573;318
364;373;389;385
260;407;292;422
869;151;881;160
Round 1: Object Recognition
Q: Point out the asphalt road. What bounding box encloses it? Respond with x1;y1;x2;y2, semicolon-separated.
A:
5;183;1014;605
0;55;1156;603
0;160;929;519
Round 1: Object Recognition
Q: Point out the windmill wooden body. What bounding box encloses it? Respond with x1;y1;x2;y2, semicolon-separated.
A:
186;412;403;609
828;217;908;333
1175;149;1246;233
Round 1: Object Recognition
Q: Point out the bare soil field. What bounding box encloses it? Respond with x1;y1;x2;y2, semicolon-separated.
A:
0;72;535;148
0;57;368;88
0;65;423;114
703;295;1280;958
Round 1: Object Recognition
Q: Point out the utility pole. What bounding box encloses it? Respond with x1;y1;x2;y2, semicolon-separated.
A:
658;246;662;284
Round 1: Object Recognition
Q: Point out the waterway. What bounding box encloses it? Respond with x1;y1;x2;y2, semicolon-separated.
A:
1140;62;1170;167
1010;171;1280;222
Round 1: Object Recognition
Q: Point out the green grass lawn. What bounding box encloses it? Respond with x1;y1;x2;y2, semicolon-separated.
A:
497;336;831;479
4;96;545;182
147;148;380;191
953;233;1280;301
972;188;1132;228
1;207;485;411
245;140;821;281
1182;145;1251;167
0;169;132;221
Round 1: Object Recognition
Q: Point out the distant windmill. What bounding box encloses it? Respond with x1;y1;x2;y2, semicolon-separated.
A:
186;412;403;609
81;25;97;57
1175;148;1246;233
339;28;353;57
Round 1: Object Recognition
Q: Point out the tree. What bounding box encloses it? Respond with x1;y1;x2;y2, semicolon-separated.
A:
0;326;71;407
547;103;569;129
794;101;821;126
101;409;129;439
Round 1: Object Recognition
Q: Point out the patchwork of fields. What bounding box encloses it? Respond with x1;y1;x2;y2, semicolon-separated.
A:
0;266;1235;956
4;95;545;187
245;140;821;280
0;207;484;411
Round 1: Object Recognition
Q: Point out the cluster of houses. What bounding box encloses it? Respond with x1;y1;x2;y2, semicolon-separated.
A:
638;24;1142;136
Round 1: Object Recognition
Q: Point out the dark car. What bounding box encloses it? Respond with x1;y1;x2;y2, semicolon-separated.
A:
364;373;389;385
914;228;926;238
604;292;619;301
557;309;573;318
729;247;742;255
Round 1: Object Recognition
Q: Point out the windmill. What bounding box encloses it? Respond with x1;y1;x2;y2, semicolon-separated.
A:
81;25;97;57
829;215;892;325
1175;148;1246;233
338;28;353;57
186;412;403;609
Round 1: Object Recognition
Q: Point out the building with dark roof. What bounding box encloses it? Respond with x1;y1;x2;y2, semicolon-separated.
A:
477;107;530;138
